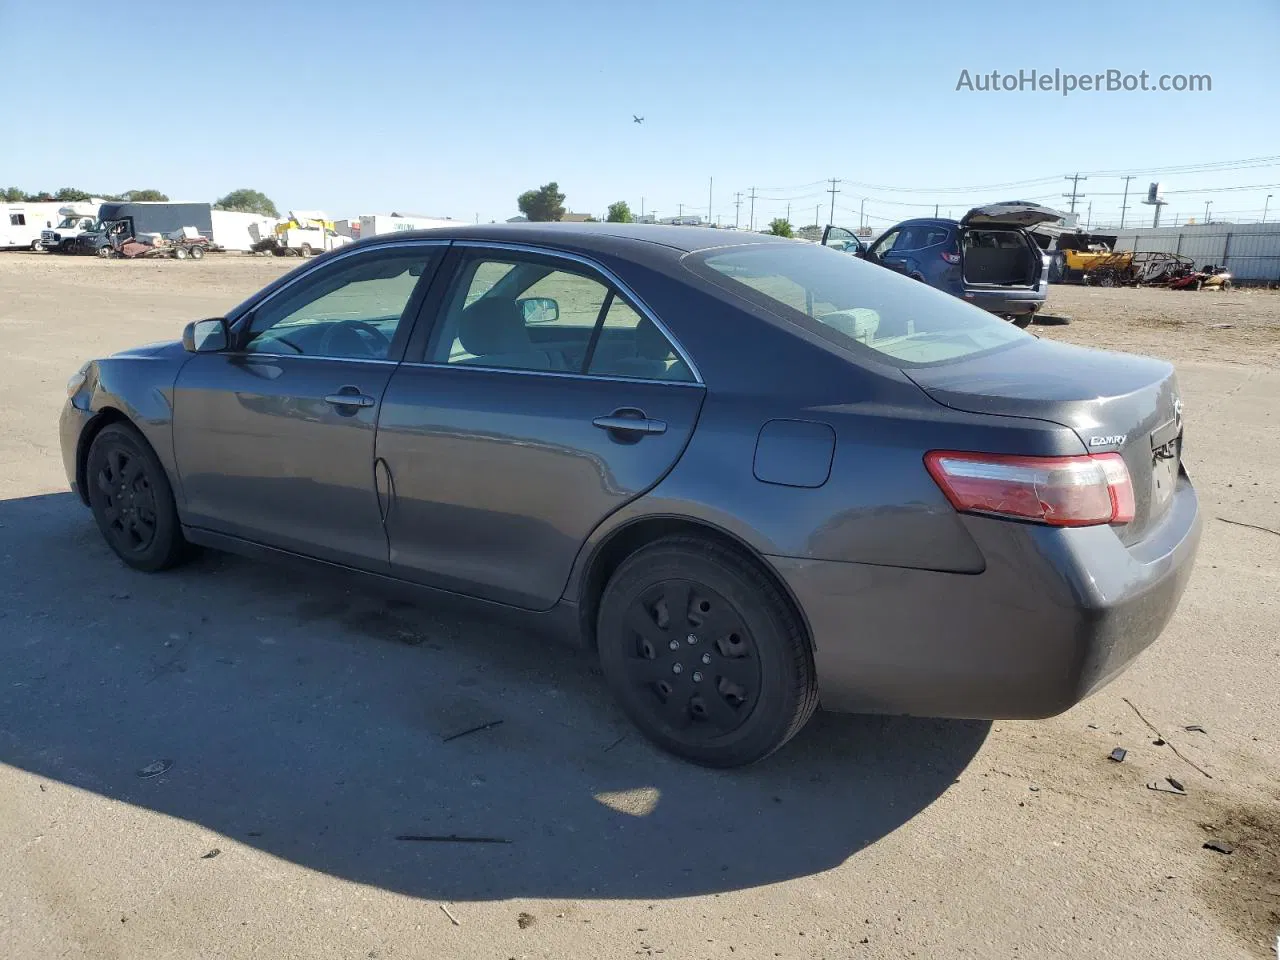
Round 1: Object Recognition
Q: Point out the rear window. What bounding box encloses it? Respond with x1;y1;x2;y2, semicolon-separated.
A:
686;242;1028;367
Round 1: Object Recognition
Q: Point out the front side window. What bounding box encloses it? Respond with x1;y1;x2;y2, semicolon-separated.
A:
243;246;436;360
430;253;691;380
688;242;1028;367
869;229;899;259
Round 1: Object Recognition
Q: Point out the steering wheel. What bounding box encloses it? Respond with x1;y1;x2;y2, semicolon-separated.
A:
318;319;392;359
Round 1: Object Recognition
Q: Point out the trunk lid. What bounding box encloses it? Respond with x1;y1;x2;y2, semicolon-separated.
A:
906;338;1183;543
961;201;1066;228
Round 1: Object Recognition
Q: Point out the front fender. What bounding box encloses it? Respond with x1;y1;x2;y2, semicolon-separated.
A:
71;345;189;505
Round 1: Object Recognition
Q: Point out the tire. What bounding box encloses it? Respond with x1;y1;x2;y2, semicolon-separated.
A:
300;243;313;257
174;245;189;260
597;536;817;767
31;239;44;252
85;423;188;572
189;244;205;260
1009;314;1033;328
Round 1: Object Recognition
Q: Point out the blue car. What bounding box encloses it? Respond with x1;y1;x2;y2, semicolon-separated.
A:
823;202;1061;326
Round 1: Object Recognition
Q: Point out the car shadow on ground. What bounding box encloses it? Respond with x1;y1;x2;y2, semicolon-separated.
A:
1;491;990;901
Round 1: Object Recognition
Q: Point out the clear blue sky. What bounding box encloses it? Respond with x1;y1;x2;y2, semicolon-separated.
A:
3;0;1278;229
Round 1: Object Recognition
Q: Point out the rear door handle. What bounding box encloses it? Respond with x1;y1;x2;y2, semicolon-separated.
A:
592;409;667;437
324;390;376;409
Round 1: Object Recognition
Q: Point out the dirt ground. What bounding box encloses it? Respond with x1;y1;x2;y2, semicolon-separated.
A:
1;251;1277;960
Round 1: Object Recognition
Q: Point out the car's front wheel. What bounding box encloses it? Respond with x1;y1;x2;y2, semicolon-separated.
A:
597;537;818;767
85;423;188;572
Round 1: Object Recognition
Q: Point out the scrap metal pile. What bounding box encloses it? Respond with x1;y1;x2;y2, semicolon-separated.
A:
1081;251;1232;290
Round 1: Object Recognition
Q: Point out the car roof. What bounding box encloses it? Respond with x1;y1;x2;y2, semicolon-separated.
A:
355;222;783;257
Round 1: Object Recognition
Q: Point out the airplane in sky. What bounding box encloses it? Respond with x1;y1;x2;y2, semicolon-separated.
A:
632;115;644;124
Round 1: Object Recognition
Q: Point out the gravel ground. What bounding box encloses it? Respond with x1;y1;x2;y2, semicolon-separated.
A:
1;252;1277;960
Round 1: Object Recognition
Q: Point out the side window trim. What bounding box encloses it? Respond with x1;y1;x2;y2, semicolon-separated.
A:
227;239;449;363
413;241;703;384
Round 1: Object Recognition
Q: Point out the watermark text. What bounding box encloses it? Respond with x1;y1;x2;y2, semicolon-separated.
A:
955;68;1211;96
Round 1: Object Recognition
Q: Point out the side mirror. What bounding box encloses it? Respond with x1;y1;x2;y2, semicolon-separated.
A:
518;296;560;324
183;317;229;353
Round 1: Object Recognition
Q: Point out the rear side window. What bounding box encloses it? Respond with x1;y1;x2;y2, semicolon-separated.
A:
687;242;1028;367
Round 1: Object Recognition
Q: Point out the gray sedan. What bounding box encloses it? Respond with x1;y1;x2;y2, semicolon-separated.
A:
60;224;1200;766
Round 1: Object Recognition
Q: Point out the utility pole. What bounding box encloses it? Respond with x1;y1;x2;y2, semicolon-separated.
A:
786;201;791;224
1203;200;1212;224
826;178;840;227
678;203;684;218
1063;173;1087;214
814;204;820;229
708;177;713;226
859;197;866;230
733;192;743;228
748;187;757;231
640;197;645;218
934;204;939;217
1118;175;1134;229
1264;194;1273;223
1086;202;1092;231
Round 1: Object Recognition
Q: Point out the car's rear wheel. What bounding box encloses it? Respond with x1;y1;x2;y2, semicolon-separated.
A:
1009;314;1033;328
597;536;817;767
85;423;188;572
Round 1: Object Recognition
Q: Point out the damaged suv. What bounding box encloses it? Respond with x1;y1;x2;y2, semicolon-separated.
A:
823;202;1060;326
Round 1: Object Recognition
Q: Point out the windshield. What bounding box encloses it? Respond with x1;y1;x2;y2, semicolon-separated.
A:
687;242;1029;367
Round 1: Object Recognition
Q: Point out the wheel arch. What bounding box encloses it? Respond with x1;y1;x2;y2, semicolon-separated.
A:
573;514;813;655
75;406;133;505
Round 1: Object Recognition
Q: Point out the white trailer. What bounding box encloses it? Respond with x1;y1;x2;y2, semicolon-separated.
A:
209;210;278;252
1;202;66;250
359;214;459;237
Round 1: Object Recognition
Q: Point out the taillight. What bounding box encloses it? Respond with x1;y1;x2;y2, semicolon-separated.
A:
924;451;1135;527
941;250;961;264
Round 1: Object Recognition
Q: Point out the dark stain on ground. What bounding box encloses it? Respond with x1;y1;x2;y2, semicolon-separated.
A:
1195;799;1280;958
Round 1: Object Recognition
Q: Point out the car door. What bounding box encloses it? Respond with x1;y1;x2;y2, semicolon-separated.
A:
374;245;706;610
172;241;445;569
819;225;866;257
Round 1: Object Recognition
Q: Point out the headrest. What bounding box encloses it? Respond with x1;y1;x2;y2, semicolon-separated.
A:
458;299;530;356
635;317;673;360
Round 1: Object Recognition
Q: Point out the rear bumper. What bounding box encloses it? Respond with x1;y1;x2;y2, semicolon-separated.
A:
768;474;1201;719
960;288;1045;316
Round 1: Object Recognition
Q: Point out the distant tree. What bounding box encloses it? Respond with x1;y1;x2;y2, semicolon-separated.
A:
767;218;793;238
1;187;24;202
25;191;54;202
517;182;566;222
214;188;279;218
54;187;92;202
794;223;822;241
123;189;170;202
606;201;633;223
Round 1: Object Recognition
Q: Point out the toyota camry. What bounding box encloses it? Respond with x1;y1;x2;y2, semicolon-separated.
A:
60;223;1201;767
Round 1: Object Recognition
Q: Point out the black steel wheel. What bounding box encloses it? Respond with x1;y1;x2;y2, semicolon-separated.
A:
85;423;187;572
597;536;817;767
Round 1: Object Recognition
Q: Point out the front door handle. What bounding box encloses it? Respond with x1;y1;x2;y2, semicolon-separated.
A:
324;389;376;409
592;408;667;438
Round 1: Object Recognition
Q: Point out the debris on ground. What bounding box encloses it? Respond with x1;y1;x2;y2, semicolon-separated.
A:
1184;724;1207;734
517;912;536;929
603;734;627;752
1208;323;1235;329
200;848;221;859
1216;516;1280;537
1202;838;1235;855
1123;698;1213;779
136;759;173;779
441;719;504;743
1147;778;1188;796
440;904;460;926
1153;738;1166;746
1028;785;1040;792
1109;747;1128;763
1166;776;1186;793
395;834;512;844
